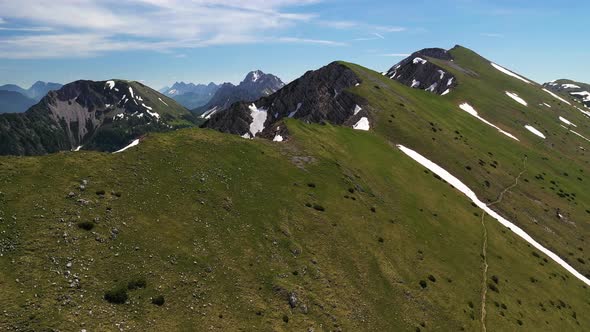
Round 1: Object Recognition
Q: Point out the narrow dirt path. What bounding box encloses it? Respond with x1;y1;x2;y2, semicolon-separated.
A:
479;157;527;332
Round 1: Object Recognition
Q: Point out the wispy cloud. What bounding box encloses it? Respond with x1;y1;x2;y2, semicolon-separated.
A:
375;26;406;33
276;37;347;46
0;0;344;58
0;26;53;32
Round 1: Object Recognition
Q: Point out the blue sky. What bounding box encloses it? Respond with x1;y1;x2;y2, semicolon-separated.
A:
0;0;588;90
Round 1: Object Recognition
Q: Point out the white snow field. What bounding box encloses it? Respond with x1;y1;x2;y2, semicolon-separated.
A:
113;139;140;153
490;63;531;84
459;103;519;141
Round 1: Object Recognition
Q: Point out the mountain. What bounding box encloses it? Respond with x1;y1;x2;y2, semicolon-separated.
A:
27;81;63;101
0;81;63;101
196;70;285;117
0;79;193;155
383;47;459;95
203;62;363;139
1;46;590;331
0;84;28;95
543;79;590;109
0;90;37;113
162;82;219;109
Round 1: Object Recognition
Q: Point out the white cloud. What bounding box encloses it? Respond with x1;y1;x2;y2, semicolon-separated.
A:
0;0;345;58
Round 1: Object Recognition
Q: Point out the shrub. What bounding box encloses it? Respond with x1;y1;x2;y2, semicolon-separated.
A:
378;237;384;243
96;190;106;196
77;221;95;231
488;283;499;293
152;295;165;306
127;277;147;290
104;287;128;304
491;275;499;284
428;275;436;282
370;207;376;213
282;315;289;323
307;183;316;188
419;280;427;289
312;204;325;212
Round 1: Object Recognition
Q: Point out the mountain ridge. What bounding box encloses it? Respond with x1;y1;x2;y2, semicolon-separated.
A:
195;70;285;117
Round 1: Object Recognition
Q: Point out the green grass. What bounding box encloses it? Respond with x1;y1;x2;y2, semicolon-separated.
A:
0;48;589;330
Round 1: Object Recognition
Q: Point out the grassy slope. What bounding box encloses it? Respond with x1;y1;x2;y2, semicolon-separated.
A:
343;46;590;279
0;50;589;331
0;122;588;331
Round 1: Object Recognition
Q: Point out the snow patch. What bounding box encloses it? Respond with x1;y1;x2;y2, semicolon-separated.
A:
396;144;590;287
142;103;152;110
524;125;546;139
437;70;445;80
158;97;169;106
562;84;580;89
559;116;576;127
128;87;135;99
413;57;427;65
248;104;268;137
352;117;370;131
542;88;571;105
542;103;551;108
447;77;454;86
353;104;362;115
570;91;590;102
251;71;260;82
560;125;590;142
273;134;284;142
459;103;519;141
425;83;438;92
490;62;531;84
105;81;115;90
289;102;303;118
505;92;528;106
411;79;420;88
73;145;82;152
113;139;140;153
442;89;450;96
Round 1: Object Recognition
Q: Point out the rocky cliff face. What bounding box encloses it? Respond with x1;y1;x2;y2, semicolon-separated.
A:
0;80;191;155
543;80;590;108
384;48;457;95
202;62;368;140
195;71;285;116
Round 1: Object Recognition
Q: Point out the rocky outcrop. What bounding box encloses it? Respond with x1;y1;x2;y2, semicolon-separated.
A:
543;80;590;108
0;80;190;155
203;62;368;140
384;48;457;95
194;70;285;116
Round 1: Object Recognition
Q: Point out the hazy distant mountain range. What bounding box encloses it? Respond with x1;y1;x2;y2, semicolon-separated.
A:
0;81;63;113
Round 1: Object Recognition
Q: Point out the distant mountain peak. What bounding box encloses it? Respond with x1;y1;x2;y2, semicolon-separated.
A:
195;71;285;114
